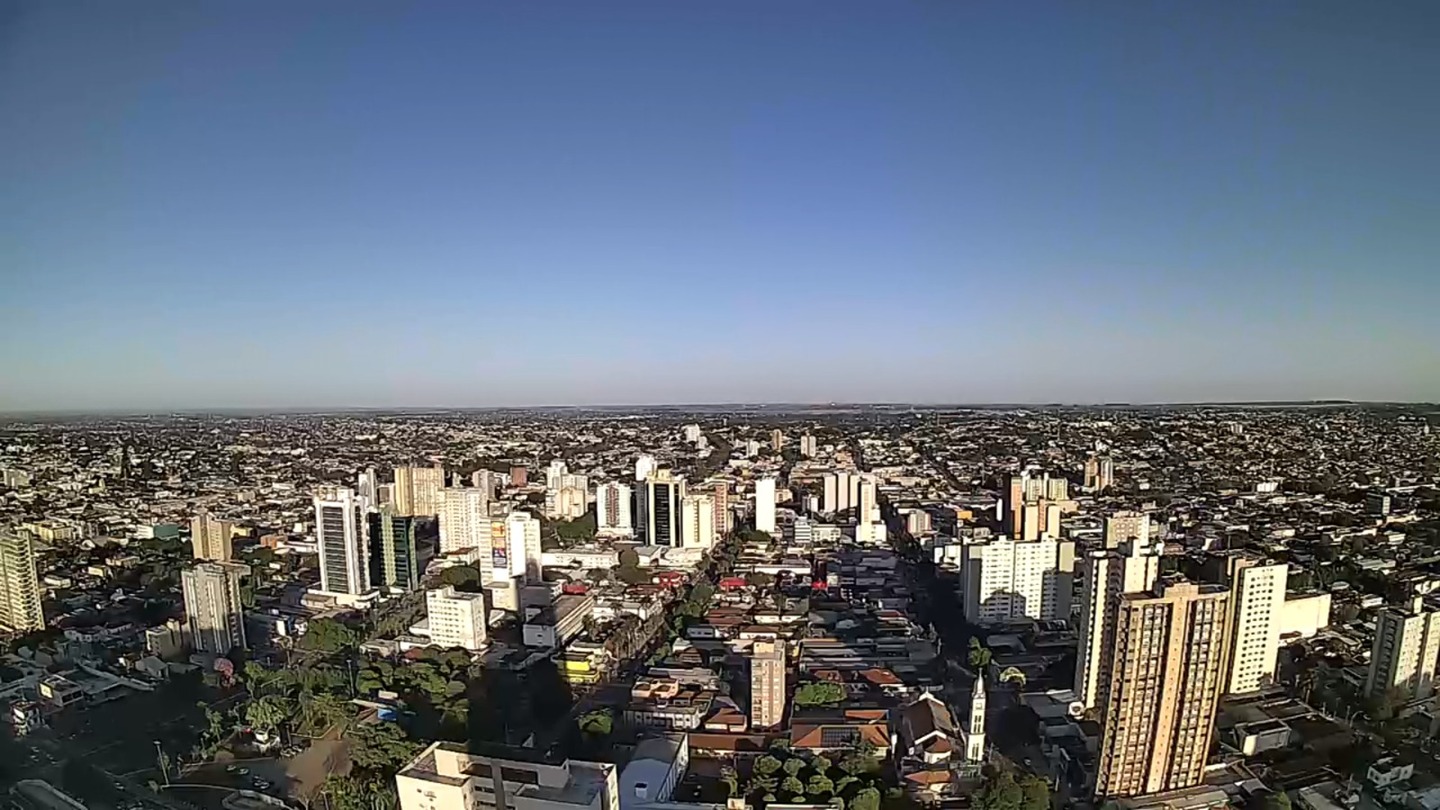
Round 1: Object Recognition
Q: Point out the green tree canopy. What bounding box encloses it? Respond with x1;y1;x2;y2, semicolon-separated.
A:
851;787;881;810
795;682;846;707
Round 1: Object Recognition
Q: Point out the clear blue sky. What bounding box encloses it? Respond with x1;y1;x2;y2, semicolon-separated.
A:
3;2;1437;410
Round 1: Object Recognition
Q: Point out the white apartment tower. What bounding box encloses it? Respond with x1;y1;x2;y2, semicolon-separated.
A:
595;482;634;537
822;471;855;515
314;486;370;596
439;488;490;561
1074;524;1162;712
961;535;1076;626
635;454;656;483
754;477;777;535
0;528;44;633
506;513;543;583
1224;557;1289;694
681;494;716;550
181;561;248;654
426;586;488;651
1366;597;1440;703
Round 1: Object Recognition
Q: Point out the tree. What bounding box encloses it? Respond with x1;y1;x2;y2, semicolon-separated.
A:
746;572;776;587
245;694;291;733
302;618;360;653
851;787;881;810
578;709;613;736
1248;793;1292;810
438;565;483;592
784;757;806;777
968;637;993;669
974;769;1022;810
808;775;836;798
755;755;783;777
616;565;651;586
781;777;806;798
1019;773;1049;810
795;682;846;707
618;548;640;568
351;722;421;774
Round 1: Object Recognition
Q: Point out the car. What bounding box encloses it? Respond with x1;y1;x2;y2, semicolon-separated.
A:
236;768;250;776
225;765;238;773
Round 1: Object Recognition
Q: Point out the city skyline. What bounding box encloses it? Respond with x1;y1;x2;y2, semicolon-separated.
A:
4;2;1439;411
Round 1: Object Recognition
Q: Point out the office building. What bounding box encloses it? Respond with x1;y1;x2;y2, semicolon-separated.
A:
369;506;420;591
181;561;248;654
1094;581;1231;801
440;487;491;561
751;640;787;729
190;509;235;561
0;529;44;633
426;586;488;651
640;471;684;547
394;464;444;517
770;429;783;452
314;486;370;597
754;477;776;535
961;535;1075;626
395;742;617;810
596;482;633;537
510;465;528;487
1365;597;1440;703
1074;527;1162;713
681;494;715;550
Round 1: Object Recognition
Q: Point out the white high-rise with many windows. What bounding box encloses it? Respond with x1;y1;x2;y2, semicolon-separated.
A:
1224;557;1289;694
754;477;776;535
596;482;633;537
681;494;716;550
426;586;488;651
439;488;490;561
314;486;370;597
961;535;1075;626
0;528;44;633
394;465;444;517
1074;525;1162;712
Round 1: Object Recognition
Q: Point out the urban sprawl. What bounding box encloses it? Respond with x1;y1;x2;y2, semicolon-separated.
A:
1;405;1438;810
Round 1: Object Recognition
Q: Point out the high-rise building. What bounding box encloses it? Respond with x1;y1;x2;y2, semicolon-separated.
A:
0;529;44;633
439;488;490;560
1084;455;1115;493
506;513;543;583
1074;528;1162;713
682;424;702;443
1005;470;1070;539
190;509;235;561
509;466;528;487
961;536;1076;625
1094;581;1232;801
314;486;370;597
681;494;716;550
596;482;634;537
369;506;420;591
640;471;684;547
471;469;493;497
799;434;818;458
1365;597;1440;704
963;673;987;763
822;471;855;515
394;465;445;517
770;429;784;452
634;454;656;483
855;474;879;523
711;480;731;538
181;561;248;654
426;586;488;651
1220;556;1288;694
750;640;787;729
754;477;777;535
357;467;379;506
1103;511;1150;549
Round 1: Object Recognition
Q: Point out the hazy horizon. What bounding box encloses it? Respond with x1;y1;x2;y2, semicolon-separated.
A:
4;2;1439;411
